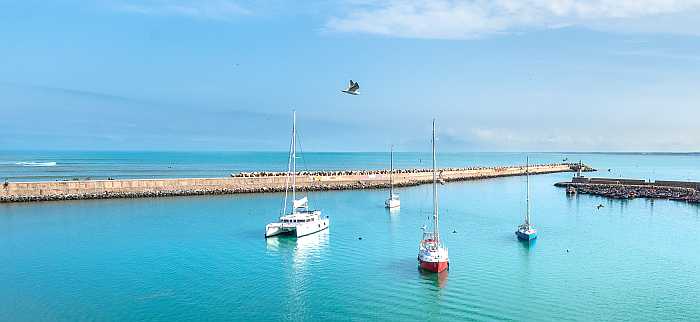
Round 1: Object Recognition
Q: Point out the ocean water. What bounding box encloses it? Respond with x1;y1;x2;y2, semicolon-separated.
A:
1;152;700;321
3;151;700;182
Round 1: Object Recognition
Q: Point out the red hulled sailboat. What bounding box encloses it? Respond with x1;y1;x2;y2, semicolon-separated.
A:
418;119;449;273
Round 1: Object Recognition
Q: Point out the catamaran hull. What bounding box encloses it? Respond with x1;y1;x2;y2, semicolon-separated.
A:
295;219;330;237
419;259;449;273
265;224;287;238
516;231;537;241
265;219;330;238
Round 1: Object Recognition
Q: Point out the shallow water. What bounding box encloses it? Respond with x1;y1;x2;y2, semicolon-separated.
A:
1;153;700;321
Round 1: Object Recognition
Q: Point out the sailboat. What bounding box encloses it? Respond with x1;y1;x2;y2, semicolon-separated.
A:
265;111;329;238
417;119;449;273
385;145;400;208
515;157;537;241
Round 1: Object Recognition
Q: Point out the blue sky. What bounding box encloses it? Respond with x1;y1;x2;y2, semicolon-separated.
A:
1;0;700;152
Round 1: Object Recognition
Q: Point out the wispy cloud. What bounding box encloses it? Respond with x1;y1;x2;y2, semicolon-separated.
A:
0;81;148;104
611;49;700;61
110;0;250;20
327;0;700;39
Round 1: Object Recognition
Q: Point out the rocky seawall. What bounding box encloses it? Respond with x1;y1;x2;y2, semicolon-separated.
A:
555;181;700;203
1;163;585;203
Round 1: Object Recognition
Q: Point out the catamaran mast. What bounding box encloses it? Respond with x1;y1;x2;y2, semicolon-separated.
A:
282;111;296;215
292;111;297;204
432;119;440;244
525;156;530;226
389;145;394;197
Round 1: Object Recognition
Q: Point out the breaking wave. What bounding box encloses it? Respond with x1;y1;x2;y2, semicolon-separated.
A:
15;161;57;167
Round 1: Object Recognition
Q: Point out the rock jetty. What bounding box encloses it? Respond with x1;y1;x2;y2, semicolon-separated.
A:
2;163;584;203
555;179;700;203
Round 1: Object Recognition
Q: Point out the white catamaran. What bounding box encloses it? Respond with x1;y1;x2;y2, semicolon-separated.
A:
385;145;400;209
265;111;329;238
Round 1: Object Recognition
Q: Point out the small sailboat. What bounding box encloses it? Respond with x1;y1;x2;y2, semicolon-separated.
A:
418;119;449;273
265;111;329;238
516;157;537;241
385;145;400;209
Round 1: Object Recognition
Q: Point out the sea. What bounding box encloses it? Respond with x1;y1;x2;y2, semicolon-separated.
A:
1;151;699;321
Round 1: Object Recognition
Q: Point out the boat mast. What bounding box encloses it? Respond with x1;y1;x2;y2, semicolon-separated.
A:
389;145;394;197
282;111;295;215
432;119;440;244
292;110;297;204
525;156;530;226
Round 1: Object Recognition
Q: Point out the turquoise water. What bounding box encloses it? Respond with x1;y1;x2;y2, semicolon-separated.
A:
1;152;700;321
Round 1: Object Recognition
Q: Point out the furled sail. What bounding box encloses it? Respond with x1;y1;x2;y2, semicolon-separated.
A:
293;196;308;210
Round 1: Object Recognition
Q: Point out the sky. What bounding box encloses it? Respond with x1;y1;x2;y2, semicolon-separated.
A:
1;0;700;152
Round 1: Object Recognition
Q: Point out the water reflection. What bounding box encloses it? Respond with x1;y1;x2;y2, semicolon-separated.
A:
418;268;449;289
265;230;330;269
519;238;537;252
387;207;400;216
565;193;581;213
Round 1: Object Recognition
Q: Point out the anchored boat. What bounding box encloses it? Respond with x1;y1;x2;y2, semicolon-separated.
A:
265;111;329;238
515;157;537;241
418;119;449;273
385;145;400;209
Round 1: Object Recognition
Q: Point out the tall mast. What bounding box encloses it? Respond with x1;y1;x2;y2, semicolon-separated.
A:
292;110;296;203
432;119;440;244
389;145;394;196
525;156;530;226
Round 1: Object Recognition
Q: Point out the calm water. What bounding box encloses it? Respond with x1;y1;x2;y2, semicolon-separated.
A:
1;152;700;321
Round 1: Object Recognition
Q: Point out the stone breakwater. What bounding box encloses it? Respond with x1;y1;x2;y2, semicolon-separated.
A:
233;162;593;178
555;181;700;203
1;163;582;203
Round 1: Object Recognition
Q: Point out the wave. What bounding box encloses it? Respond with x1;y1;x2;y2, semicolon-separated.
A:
15;161;57;167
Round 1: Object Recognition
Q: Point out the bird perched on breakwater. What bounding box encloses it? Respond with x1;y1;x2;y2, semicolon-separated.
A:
342;80;360;95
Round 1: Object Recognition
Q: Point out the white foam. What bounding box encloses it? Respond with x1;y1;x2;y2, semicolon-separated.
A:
16;161;57;167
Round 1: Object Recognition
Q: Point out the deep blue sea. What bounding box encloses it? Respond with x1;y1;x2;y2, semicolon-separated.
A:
2;151;700;182
1;151;699;321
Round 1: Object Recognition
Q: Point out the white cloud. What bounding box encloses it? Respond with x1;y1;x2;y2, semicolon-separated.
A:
327;0;700;39
111;0;250;20
611;49;700;61
454;124;700;151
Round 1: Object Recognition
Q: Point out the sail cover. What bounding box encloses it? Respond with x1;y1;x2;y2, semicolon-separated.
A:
293;197;308;210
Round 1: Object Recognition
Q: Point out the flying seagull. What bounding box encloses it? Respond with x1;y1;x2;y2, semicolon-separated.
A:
342;80;360;95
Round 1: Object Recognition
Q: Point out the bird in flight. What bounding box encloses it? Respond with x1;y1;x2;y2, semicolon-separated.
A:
342;80;360;95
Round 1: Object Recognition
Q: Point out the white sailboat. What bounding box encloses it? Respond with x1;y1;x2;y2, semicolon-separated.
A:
385;145;400;209
265;111;329;238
